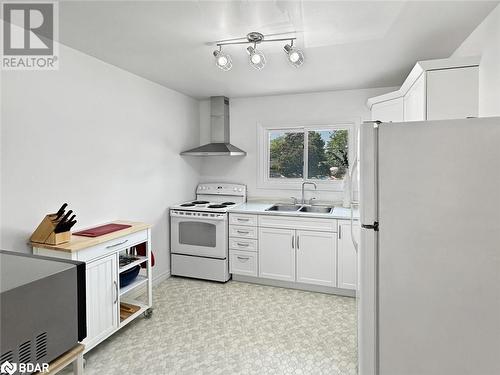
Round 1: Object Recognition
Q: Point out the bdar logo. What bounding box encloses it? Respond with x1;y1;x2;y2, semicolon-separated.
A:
0;361;17;375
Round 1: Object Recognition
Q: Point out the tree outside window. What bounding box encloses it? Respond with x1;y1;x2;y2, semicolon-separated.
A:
268;127;349;181
269;131;304;178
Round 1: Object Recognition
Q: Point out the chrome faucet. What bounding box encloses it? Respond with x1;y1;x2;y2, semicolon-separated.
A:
301;182;317;204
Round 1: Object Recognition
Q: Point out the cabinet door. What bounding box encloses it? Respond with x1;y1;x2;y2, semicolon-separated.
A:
259;228;295;282
403;73;426;121
426;66;479;120
338;221;359;290
296;230;337;287
371;97;404;122
83;254;119;349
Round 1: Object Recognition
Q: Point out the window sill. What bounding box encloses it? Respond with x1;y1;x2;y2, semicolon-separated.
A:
257;179;347;192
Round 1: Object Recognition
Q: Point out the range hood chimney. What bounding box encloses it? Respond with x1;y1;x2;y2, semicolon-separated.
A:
181;96;246;156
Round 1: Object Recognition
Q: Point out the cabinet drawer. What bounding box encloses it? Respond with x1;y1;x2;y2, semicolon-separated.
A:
230;250;257;277
229;214;257;227
77;230;148;262
229;225;258;239
258;215;337;232
229;237;258;252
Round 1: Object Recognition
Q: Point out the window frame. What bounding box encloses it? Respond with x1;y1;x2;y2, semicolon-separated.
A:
257;121;357;192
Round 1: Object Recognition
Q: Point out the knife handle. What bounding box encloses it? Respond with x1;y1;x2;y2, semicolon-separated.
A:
67;220;77;230
55;210;72;231
55;203;68;220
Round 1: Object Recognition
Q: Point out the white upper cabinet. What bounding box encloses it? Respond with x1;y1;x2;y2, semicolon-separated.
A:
426;66;479;120
371;97;404;122
368;56;480;122
403;73;426;122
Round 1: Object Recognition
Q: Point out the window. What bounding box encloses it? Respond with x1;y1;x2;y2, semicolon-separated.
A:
269;129;304;179
307;129;349;180
259;123;353;190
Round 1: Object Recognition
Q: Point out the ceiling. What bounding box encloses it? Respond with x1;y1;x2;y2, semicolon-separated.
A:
58;1;499;99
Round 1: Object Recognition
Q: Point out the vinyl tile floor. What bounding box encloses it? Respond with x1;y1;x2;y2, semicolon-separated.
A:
68;277;357;375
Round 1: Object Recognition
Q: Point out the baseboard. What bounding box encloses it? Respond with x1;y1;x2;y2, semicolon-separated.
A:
232;275;356;297
153;270;171;286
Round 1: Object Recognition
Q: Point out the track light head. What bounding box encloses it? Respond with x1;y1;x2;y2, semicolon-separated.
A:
213;49;232;71
246;45;266;70
284;44;304;67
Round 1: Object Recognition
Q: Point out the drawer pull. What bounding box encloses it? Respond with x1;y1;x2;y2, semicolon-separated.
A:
237;218;250;222
237;230;250;235
106;239;128;249
236;242;250;247
237;256;250;261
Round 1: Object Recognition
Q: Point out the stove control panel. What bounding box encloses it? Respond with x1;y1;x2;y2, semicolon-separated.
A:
196;183;246;196
170;210;227;220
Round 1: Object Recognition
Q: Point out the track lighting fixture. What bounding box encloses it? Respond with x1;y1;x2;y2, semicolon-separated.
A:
211;31;304;71
284;41;304;67
213;47;232;71
246;44;266;70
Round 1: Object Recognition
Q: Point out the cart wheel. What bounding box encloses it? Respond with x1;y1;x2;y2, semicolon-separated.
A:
143;308;153;319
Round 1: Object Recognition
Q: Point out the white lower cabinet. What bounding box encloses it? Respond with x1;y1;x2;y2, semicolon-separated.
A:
337;221;359;290
296;230;337;287
229;213;259;277
258;227;296;282
230;213;356;294
259;226;337;288
229;250;258;277
84;253;119;349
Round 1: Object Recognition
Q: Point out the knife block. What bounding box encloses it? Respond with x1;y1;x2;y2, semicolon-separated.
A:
30;214;71;245
44;230;71;245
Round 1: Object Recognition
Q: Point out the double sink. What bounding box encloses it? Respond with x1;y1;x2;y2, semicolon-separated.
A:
266;204;333;214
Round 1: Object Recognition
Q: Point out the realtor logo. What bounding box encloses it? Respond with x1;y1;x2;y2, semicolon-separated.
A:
1;1;59;69
0;361;16;375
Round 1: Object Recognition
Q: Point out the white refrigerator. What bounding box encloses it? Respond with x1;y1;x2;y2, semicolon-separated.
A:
357;117;500;375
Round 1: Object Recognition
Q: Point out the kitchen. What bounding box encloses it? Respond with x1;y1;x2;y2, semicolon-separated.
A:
1;1;500;375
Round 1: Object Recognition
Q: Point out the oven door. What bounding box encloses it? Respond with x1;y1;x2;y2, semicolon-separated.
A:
170;210;228;259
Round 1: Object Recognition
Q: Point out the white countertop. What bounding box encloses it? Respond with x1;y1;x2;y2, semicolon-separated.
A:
228;202;359;220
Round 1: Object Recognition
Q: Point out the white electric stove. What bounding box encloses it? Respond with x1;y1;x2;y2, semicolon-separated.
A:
170;183;246;282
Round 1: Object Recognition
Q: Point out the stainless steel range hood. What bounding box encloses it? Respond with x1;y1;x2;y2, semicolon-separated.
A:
181;96;246;156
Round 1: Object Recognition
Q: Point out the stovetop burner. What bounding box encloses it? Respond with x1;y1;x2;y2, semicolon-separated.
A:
172;183;246;213
207;204;226;209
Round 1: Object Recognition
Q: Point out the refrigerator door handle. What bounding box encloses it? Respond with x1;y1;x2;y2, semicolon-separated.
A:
350;201;359;252
349;126;360;252
361;222;379;231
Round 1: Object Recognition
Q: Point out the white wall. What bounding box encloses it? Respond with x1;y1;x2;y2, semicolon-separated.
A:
1;44;201;280
452;4;500;117
199;87;395;203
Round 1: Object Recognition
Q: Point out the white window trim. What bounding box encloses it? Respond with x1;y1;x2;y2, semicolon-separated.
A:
257;120;358;192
